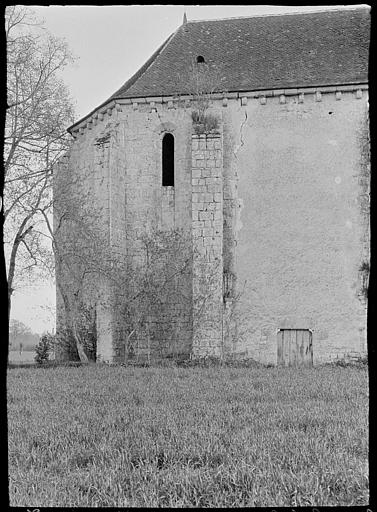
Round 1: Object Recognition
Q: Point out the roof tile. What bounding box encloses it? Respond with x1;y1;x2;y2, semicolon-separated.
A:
69;8;369;130
112;8;369;100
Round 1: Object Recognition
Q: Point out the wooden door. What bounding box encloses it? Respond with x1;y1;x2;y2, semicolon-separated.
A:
277;329;313;367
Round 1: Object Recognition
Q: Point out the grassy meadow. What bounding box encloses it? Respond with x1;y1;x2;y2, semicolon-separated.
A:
7;365;368;507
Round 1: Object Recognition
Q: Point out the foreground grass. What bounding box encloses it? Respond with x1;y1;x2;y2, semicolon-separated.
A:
7;366;368;507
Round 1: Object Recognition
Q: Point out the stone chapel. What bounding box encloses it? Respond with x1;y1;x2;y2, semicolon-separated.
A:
54;6;370;365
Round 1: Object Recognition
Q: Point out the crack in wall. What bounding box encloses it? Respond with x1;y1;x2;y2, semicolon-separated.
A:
230;110;248;246
233;110;248;159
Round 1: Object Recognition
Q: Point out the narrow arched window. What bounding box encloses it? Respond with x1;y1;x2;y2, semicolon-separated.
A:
162;133;174;186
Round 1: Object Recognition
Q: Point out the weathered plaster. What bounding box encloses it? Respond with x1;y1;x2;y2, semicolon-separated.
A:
56;89;369;364
222;91;369;364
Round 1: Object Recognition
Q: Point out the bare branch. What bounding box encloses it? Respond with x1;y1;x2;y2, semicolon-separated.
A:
5;5;75;319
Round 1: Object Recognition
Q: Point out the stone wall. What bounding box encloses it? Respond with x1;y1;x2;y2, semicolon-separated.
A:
56;85;369;364
54;123;112;361
191;133;223;356
115;105;193;360
56;102;195;362
222;89;369;364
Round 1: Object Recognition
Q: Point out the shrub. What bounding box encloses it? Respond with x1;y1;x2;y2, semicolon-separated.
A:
192;111;219;134
54;319;97;362
34;334;53;364
323;354;368;369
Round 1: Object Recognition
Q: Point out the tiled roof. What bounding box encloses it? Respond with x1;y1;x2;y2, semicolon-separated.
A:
69;7;369;130
112;7;370;99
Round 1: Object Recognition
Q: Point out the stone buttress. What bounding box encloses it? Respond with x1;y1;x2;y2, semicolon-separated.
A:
191;132;224;356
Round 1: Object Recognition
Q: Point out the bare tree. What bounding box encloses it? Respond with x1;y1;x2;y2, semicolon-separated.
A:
50;190;192;362
4;6;75;318
9;319;32;345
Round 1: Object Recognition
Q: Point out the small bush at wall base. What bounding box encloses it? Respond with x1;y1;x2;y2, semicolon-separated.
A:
322;355;368;368
34;334;53;364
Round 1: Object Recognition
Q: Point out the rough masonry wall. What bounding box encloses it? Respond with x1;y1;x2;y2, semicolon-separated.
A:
56;102;196;361
222;90;369;364
113;104;194;360
57;88;369;364
54;120;113;360
191;133;224;356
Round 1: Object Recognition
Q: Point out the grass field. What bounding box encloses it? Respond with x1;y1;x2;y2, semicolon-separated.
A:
7;365;368;507
8;350;36;364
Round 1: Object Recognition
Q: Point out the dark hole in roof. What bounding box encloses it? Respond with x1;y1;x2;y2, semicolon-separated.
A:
196;55;205;63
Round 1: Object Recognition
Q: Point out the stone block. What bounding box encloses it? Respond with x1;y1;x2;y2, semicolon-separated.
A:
210;168;221;177
206;183;222;193
202;227;215;237
200;168;212;178
199;211;212;221
202;235;215;244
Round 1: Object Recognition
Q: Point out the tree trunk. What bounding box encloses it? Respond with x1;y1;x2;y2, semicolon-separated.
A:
57;283;89;363
71;320;89;363
8;288;12;326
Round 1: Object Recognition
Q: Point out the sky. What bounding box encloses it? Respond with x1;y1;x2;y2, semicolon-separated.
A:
10;4;364;333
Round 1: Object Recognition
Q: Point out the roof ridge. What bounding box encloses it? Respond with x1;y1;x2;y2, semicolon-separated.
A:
185;5;370;23
67;5;369;132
